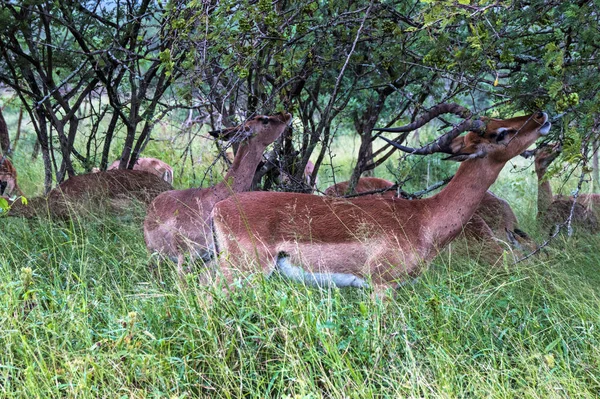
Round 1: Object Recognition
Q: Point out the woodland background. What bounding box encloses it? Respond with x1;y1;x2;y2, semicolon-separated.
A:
1;1;600;397
0;0;598;195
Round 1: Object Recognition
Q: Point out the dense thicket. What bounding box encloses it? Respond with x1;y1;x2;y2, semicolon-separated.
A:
0;0;597;192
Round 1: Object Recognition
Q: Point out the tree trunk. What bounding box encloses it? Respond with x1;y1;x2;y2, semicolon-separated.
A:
348;132;374;193
31;140;40;160
362;143;374;177
0;108;10;155
347;92;388;193
100;112;120;170
13;107;23;153
120;123;137;169
34;109;54;193
593;137;599;192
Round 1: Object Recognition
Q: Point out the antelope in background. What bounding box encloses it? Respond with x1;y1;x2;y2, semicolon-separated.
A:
325;177;534;256
143;112;292;274
105;157;174;184
324;177;397;198
2;170;171;218
527;143;599;231
211;106;550;293
0;155;23;199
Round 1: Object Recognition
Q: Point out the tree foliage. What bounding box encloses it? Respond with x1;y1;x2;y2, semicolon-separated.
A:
0;0;597;192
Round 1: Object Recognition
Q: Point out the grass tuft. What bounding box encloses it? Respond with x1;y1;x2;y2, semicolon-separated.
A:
1;213;599;397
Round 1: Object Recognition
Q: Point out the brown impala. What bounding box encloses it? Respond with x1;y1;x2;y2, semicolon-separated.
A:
108;157;174;184
0;155;23;199
324;177;398;198
325;178;534;256
526;143;599;231
3;169;171;218
143;112;292;274
211;106;550;293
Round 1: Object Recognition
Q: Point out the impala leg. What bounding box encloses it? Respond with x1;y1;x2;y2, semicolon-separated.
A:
275;252;369;289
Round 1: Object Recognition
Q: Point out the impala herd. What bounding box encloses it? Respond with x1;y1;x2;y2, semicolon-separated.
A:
2;104;595;292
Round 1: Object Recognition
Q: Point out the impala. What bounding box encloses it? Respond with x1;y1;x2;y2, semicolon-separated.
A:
108;157;174;184
143;112;292;273
528;143;598;231
3;169;171;218
324;177;397;198
325;177;533;253
0;156;23;199
473;191;534;250
211;106;550;292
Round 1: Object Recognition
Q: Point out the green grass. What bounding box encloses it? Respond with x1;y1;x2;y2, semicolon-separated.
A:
1;214;600;398
2;108;600;397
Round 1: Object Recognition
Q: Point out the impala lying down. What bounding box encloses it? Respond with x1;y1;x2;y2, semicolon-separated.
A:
211;107;550;292
3;169;171;218
144;112;292;274
526;143;599;232
107;157;174;184
0;155;23;199
325;177;535;259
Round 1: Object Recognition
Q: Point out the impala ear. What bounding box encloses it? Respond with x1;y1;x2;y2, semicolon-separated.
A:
209;125;253;142
520;149;536;159
442;135;485;162
448;135;466;154
209;129;226;139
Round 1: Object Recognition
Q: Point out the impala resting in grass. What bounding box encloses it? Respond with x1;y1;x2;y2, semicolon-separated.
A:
325;178;534;256
107;157;174;184
0;155;23;199
211;106;550;292
526;143;599;231
143;112;292;274
324;177;398;198
471;191;534;251
2;169;172;218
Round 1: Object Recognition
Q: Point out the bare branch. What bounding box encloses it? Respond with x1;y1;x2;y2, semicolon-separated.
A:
372;103;474;134
341;175;453;199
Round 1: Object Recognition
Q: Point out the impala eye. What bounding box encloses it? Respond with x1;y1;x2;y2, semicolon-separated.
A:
495;128;516;142
261;117;270;125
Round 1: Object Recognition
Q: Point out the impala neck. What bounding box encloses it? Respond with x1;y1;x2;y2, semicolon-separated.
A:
536;168;553;216
428;158;505;247
215;140;262;194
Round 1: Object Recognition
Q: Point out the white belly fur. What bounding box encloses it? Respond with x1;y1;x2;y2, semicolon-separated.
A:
275;254;369;288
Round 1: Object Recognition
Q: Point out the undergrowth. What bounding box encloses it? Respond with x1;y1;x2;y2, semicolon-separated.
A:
1;109;599;397
1;214;599;398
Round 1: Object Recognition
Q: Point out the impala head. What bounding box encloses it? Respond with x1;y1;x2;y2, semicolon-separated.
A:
209;112;293;146
447;112;550;163
533;142;562;174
